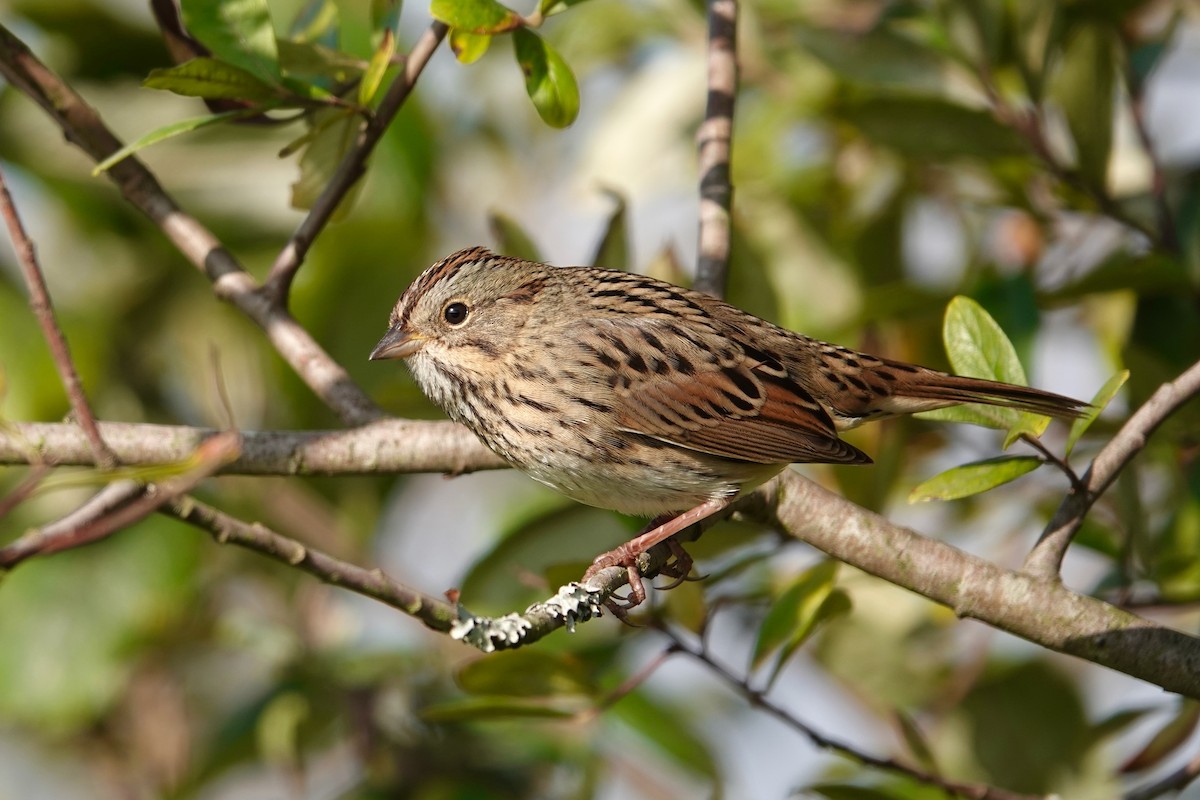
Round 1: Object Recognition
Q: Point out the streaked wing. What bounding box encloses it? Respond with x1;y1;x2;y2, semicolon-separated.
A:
577;318;871;466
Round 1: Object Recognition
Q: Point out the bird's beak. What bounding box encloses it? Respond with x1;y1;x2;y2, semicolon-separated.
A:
370;325;425;361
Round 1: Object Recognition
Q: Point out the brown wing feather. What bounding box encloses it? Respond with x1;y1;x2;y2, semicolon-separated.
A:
592;319;871;466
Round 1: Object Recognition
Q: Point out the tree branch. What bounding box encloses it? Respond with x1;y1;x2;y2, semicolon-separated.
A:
693;0;738;299
265;21;448;302
742;471;1200;699
0;419;504;475
0;23;381;426
1024;357;1200;578
0;163;117;468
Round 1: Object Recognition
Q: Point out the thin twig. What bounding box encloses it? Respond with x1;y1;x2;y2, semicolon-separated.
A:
0;464;50;519
693;0;738;299
662;628;1038;800
265;21;448;303
0;432;238;568
1024;357;1200;578
0;23;381;426
1019;432;1082;492
162;494;461;633
0;163;117;468
1124;751;1200;800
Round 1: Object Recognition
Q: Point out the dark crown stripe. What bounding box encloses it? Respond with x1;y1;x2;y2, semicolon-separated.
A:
396;246;494;329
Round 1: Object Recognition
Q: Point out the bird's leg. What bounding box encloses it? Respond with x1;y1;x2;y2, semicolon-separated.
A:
583;498;730;608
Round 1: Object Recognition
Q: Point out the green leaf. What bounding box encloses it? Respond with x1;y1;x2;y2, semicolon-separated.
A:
430;0;522;34
449;29;491;65
751;561;850;686
839;97;1025;160
908;455;1042;503
488;212;543;262
420;697;576;722
358;28;395;106
1052;21;1116;188
182;0;281;83
290;108;362;215
512;28;580;128
611;690;720;780
921;295;1041;432
456;650;595;698
589;188;628;269
1065;369;1127;455
538;0;591;17
371;0;403;41
795;25;944;91
256;692;309;767
92;108;263;174
276;39;362;84
144;57;285;101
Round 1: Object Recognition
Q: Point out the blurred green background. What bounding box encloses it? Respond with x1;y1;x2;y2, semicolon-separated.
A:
2;0;1200;797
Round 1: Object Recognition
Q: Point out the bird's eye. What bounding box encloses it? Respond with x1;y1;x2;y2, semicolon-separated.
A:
442;301;470;326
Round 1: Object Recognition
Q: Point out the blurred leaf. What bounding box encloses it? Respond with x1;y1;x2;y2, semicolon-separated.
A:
93;107;263;174
288;0;339;44
589;188;628;269
954;661;1089;793
1013;1;1059;101
611;689;720;781
909;455;1042;502
371;0;403;41
358;28;395;105
1088;706;1156;745
839;97;1025;160
795;25;944;91
488;212;543;261
256;692;309;767
1046;252;1191;301
1152;496;1200;603
144;57;285;101
450;29;491;64
276;38;363;83
457;650;595;698
752;561;850;686
1051;21;1115;188
421;697;576;722
1121;700;1200;773
182;0;281;83
290;108;362;214
512;28;580;128
431;0;522;34
539;0;591;17
0;519;199;733
1065;369;1127;455
894;710;939;774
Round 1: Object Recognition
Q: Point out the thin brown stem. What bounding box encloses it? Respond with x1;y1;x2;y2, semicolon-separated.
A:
0;433;238;568
0;163;117;468
1025;357;1200;578
0;464;50;519
1124;750;1200;800
693;0;738;299
0;23;381;426
663;627;1037;800
265;21;448;303
162;495;460;634
1019;432;1081;492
